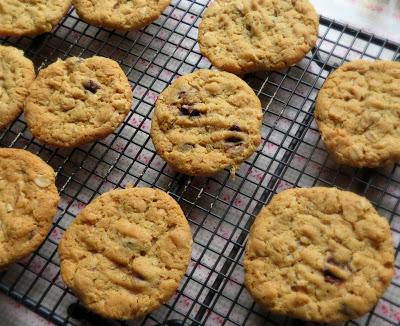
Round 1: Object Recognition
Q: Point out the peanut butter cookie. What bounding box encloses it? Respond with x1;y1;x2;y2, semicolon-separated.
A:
25;56;132;148
59;187;192;320
315;60;400;168
73;0;171;31
0;0;71;36
244;187;394;322
198;0;319;74
150;69;262;176
0;45;35;129
0;148;59;270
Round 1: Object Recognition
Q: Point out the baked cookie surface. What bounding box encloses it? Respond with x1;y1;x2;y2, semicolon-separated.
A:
73;0;171;31
25;56;132;148
150;69;262;176
198;0;319;74
244;187;394;322
0;45;35;129
59;187;192;320
0;0;71;36
0;148;59;269
315;60;400;168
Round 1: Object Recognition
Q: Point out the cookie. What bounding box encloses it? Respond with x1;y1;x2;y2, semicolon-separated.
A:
0;148;59;270
198;0;319;74
0;45;35;129
0;0;71;36
73;0;171;31
59;187;192;320
244;187;394;323
25;56;132;148
315;60;400;168
150;69;262;176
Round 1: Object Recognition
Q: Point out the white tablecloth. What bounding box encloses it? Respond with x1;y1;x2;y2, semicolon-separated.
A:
312;0;400;43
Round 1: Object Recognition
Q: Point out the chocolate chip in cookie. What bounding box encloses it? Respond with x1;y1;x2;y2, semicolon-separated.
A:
83;80;101;94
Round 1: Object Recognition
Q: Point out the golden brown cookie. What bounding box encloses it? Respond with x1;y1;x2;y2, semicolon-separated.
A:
150;69;262;176
73;0;171;31
315;60;400;168
198;0;319;74
59;187;192;320
244;187;394;323
0;0;71;36
25;56;132;148
0;148;59;270
0;45;35;129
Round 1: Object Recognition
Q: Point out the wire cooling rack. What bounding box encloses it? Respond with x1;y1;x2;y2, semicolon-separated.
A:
1;1;400;325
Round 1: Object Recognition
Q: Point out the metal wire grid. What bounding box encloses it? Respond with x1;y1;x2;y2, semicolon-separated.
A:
0;1;399;325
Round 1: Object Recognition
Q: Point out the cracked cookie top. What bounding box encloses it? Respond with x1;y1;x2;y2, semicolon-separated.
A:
25;56;132;148
0;0;71;36
0;148;59;269
198;0;319;74
73;0;171;31
315;60;400;168
150;69;262;176
244;187;394;323
59;187;192;320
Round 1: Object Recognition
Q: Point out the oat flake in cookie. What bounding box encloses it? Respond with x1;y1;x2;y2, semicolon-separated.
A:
244;187;394;323
0;0;72;36
73;0;171;31
25;56;132;148
0;45;35;129
150;69;262;176
0;148;60;270
59;187;192;320
315;60;400;168
198;0;319;74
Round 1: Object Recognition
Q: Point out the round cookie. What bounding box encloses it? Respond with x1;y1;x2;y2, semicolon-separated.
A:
150;69;262;176
73;0;171;31
315;60;400;168
0;148;59;270
0;0;71;36
198;0;319;74
0;45;35;129
25;56;132;148
244;187;394;323
59;187;192;320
